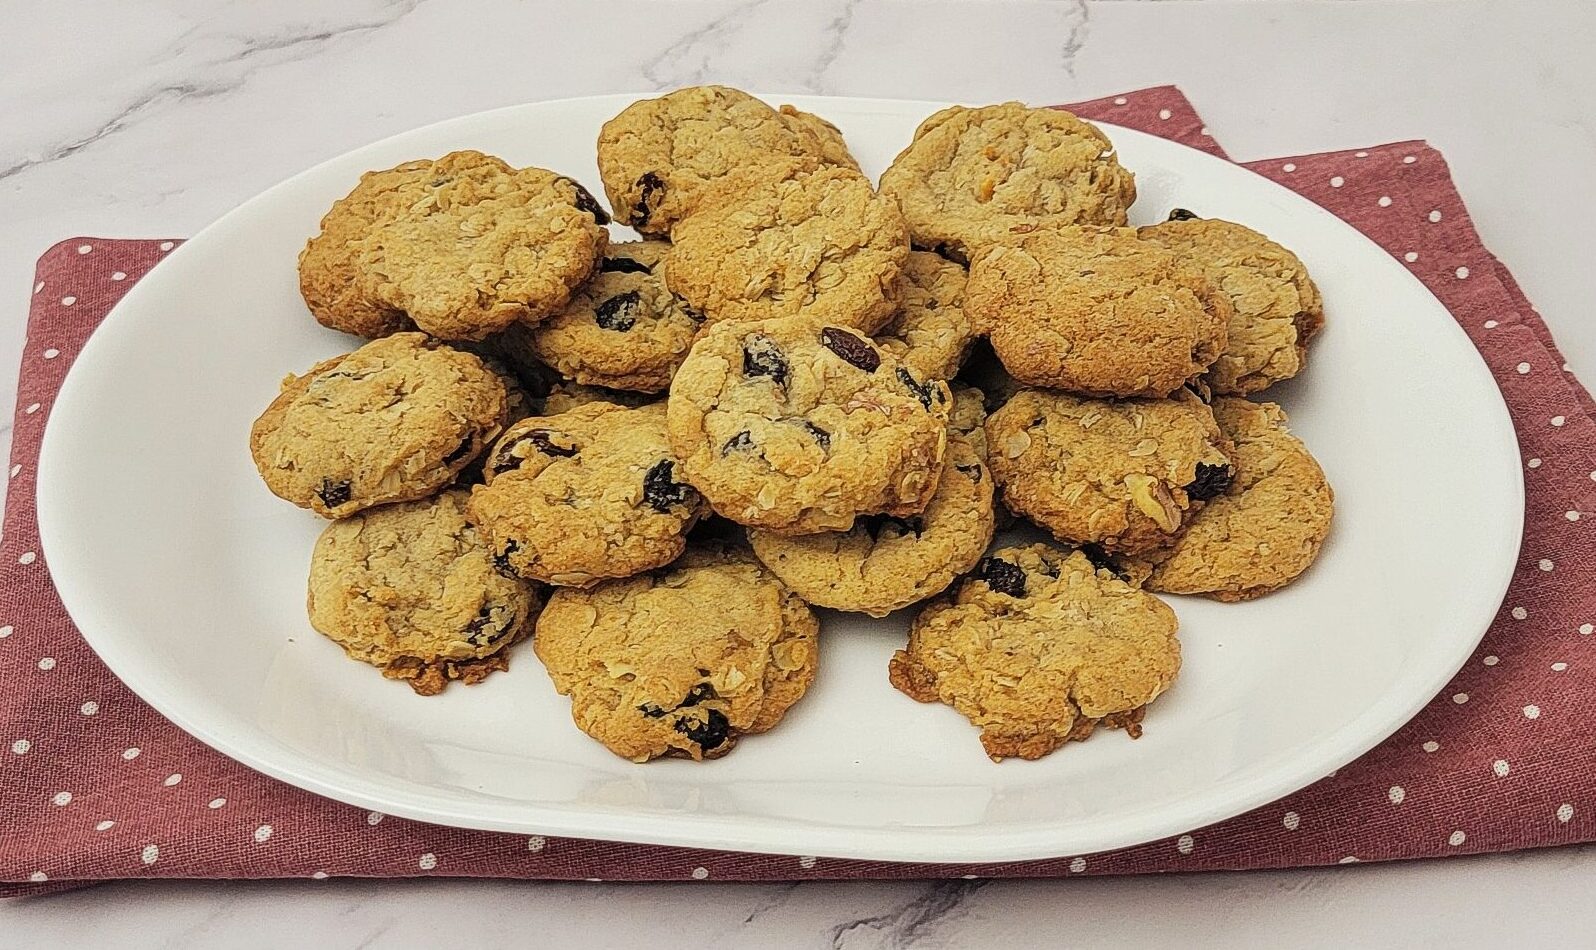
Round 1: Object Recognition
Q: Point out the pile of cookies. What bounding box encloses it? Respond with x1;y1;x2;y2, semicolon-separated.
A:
249;85;1333;764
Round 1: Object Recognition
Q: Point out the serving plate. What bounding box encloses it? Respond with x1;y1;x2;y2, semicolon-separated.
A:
35;94;1523;862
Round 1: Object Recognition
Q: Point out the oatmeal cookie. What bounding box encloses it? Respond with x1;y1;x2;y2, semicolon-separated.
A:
535;543;819;761
307;490;540;695
873;250;974;381
889;543;1180;761
250;333;508;517
667;316;950;534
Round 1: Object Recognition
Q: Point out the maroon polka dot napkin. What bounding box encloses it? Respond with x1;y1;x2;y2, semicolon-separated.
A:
3;87;1591;895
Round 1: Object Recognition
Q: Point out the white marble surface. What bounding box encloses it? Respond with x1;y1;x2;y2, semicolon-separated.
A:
3;0;1594;945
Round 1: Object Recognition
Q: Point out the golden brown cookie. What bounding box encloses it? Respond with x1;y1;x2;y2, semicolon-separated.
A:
307;490;541;695
1138;211;1324;395
889;543;1180;761
664;158;908;332
250;333;508;518
1137;397;1333;600
298;150;608;341
667;316;950;535
878;103;1136;262
965;227;1231;397
535;544;819;761
467;401;706;586
985;387;1234;555
596;85;859;236
873;250;974;381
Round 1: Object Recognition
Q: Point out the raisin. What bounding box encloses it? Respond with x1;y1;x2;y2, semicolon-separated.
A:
859;514;924;541
1186;462;1234;501
955;463;983;483
977;557;1027;597
742;335;790;385
799;421;831;451
632;172;665;228
594;290;642;332
492;540;520;578
819;327;880;372
675;708;730;751
642;459;695;513
1079;542;1130;581
316;479;352;509
464;606;508;647
681;303;707;323
600;256;652;275
563;177;611;225
638;703;667;719
526;429;578;458
897;367;934;409
680;682;718;707
443;435;478;465
1167;208;1200;221
721;431;756;455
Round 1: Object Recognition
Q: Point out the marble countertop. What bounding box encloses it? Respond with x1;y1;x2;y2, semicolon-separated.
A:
4;0;1594;945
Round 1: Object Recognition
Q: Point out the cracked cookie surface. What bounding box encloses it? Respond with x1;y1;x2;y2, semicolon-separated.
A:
1137;397;1333;600
250;332;508;518
467;401;706;586
664;158;908;331
966;227;1231;397
596;85;859;236
878;103;1136;262
667;316;950;535
535;543;820;761
889;543;1180;761
307;490;541;695
525;241;702;393
873;250;975;381
298;150;608;341
1138;213;1324;395
985;387;1234;555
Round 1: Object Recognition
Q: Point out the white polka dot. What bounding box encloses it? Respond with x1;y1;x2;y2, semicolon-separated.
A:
80;701;98;716
1355;151;1369;158
1552;416;1567;427
29;871;47;883
111;271;127;281
1540;559;1555;572
1558;804;1574;823
366;811;384;825
312;871;329;880
526;835;546;852
1200;126;1210;137
8;465;17;478
418;852;438;870
1338;856;1360;864
12;739;32;755
1553;662;1569;672
1567;511;1580;522
1176;835;1194;854
1517;362;1531;374
1423;741;1440;752
1493;759;1510;777
1429;210;1443;223
1403;155;1417;164
254;824;273;843
77;244;92;255
1448;831;1466;847
122;747;140;760
1330;176;1345;188
960;874;980;880
798;855;816;869
58;298;75;308
584;878;602;883
1388;786;1406;804
1404;251;1419;262
0;624;11;638
1158;109;1172;120
163;773;181;787
691;866;709;880
1282;163;1296;172
19;552;37;565
1113;97;1127;106
1453;692;1469;704
1512;606;1528;620
159;241;175;251
1456;266;1471;279
42;348;59;359
33;281;44;294
141;844;159;865
1483;320;1498;329
1524;705;1541;719
1483;655;1499;666
208;798;226;809
1378;196;1392;207
1283;811;1300;830
52;791;72;806
36;656;54;670
25;403;40;414
1581;624;1593;635
95;820;115;831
